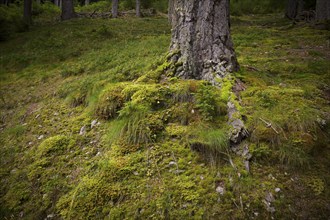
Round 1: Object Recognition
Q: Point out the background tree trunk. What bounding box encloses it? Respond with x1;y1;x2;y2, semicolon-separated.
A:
136;0;141;17
85;0;89;6
316;0;330;21
112;0;119;18
286;0;304;19
61;0;76;20
23;0;32;25
169;0;239;83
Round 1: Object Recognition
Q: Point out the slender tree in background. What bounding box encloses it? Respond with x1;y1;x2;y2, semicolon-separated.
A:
136;0;141;17
54;0;60;7
112;0;119;18
85;0;90;6
0;0;9;5
286;0;304;19
61;0;76;20
316;0;330;21
168;0;247;143
23;0;32;25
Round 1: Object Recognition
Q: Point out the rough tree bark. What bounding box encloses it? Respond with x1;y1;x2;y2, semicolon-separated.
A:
168;0;247;144
112;0;119;18
61;0;76;20
316;0;330;21
23;0;32;25
286;0;304;20
169;0;239;83
136;0;141;17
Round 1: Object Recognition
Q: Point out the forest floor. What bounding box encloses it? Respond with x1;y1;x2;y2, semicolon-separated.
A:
0;13;329;219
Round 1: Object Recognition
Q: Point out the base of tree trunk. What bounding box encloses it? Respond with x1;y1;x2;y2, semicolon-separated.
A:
167;0;247;144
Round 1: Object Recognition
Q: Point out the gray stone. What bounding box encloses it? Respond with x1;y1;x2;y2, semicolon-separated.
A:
79;125;86;135
216;186;225;195
91;119;98;129
169;161;177;166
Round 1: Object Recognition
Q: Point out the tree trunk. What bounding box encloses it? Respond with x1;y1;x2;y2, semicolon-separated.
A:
286;0;304;20
136;0;141;17
61;0;76;20
168;0;247;144
23;0;32;25
85;0;89;6
316;0;330;21
112;0;119;18
169;0;239;83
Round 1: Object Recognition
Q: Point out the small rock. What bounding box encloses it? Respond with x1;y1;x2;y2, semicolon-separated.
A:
38;135;44;140
279;83;287;87
96;152;101;157
54;112;59;116
28;142;33;145
43;194;48;199
254;212;259;216
265;192;275;203
10;169;17;174
216;186;224;195
268;174;276;180
91;120;98;129
169;161;177;166
191;109;195;114
267;206;276;213
275;188;281;193
47;213;55;218
174;169;185;174
133;171;139;176
35;114;40;119
38;125;43;128
200;175;204;180
79;125;86;135
22;123;27;126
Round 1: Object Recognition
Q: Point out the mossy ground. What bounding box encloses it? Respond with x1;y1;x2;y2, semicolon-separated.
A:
1;13;329;219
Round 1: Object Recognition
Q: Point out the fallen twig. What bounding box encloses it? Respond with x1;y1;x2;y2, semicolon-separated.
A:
259;117;279;134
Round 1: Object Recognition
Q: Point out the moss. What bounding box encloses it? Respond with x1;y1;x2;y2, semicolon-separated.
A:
36;135;75;157
95;83;127;120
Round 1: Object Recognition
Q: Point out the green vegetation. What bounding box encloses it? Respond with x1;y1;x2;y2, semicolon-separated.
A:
1;9;329;220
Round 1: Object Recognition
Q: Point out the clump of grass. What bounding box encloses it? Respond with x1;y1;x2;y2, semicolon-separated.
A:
119;100;164;145
189;127;229;165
